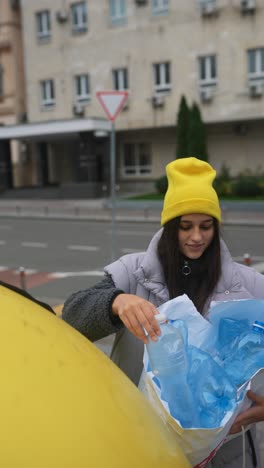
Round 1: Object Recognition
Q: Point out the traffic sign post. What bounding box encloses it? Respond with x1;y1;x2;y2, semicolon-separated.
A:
96;91;129;261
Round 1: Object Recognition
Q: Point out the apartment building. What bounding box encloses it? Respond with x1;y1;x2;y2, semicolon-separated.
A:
0;0;26;190
11;0;264;195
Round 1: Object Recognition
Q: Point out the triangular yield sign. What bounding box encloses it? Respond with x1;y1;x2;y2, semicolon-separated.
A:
96;91;129;121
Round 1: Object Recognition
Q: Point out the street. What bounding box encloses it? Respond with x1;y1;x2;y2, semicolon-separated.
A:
0;216;263;464
0;218;263;307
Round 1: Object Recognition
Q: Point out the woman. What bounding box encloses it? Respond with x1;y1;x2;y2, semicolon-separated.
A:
62;157;264;467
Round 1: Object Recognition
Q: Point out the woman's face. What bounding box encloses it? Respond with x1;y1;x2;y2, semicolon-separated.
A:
178;214;215;260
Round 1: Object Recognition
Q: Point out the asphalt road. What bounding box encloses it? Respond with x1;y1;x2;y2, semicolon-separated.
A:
0;217;263;307
0;216;263;462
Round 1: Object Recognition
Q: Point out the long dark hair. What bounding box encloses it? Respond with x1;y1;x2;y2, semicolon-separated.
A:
157;217;221;314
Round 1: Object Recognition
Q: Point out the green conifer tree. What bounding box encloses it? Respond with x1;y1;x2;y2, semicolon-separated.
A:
187;102;208;161
176;95;190;159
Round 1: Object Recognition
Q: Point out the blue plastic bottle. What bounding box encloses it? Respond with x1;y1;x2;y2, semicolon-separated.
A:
188;346;237;428
146;317;194;428
220;319;264;387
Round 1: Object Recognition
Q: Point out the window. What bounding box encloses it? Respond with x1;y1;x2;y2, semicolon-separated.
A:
110;0;127;23
248;48;264;80
36;10;51;40
40;79;55;107
198;55;217;86
122;143;152;176
153;62;171;93
112;68;128;90
75;74;91;101
71;2;88;33
0;65;3;97
152;0;169;15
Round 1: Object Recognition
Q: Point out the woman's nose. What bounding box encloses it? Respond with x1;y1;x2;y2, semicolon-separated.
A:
191;228;202;241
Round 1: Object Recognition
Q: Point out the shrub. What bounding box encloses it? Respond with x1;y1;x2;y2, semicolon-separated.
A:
214;164;233;197
232;174;262;197
155;175;168;194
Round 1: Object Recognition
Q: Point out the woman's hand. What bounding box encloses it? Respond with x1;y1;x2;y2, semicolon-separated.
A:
112;293;161;344
229;390;264;434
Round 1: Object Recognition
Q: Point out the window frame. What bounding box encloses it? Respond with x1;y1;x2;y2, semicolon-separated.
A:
36;10;51;41
153;61;171;94
248;48;264;81
74;74;91;102
109;0;127;24
152;0;169;15
112;68;129;91
121;142;152;177
40;79;55;108
71;2;88;34
198;54;217;87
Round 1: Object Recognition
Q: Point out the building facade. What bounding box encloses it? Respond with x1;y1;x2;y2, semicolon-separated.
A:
15;0;264;195
0;0;26;190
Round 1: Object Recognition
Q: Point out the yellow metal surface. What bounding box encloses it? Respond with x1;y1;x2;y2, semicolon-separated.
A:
0;285;190;468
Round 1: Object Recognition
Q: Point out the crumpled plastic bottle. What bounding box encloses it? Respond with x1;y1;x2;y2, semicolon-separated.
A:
188;346;237;428
146;317;194;428
217;318;264;387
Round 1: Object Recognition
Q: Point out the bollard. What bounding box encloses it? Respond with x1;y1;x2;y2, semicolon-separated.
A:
243;253;252;266
19;266;27;290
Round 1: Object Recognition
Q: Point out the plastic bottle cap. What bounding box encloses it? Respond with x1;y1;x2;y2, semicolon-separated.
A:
154;313;167;324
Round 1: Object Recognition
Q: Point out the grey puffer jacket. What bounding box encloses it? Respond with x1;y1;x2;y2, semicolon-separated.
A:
62;229;264;468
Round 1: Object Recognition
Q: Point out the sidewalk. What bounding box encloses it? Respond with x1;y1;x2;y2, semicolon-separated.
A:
0;198;263;225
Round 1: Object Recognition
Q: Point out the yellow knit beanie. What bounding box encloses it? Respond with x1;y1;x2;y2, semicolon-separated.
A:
161;157;221;225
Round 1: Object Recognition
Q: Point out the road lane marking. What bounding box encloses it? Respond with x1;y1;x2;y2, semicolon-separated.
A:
68;245;99;252
21;242;48;248
107;230;154;236
50;270;104;278
14;268;37;275
121;248;142;254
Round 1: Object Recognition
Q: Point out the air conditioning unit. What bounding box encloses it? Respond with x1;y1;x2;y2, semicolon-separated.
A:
200;87;214;102
241;0;256;13
73;103;85;116
56;10;69;23
249;81;263;97
200;1;217;16
135;0;147;5
152;94;165;108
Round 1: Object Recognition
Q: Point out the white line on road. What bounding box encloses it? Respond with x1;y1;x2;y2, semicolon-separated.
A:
50;270;104;278
121;248;142;254
68;245;99;252
107;230;154;236
21;242;48;248
252;262;264;273
14;268;37;275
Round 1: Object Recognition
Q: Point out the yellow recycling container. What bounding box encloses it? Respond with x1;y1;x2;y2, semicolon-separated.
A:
0;284;190;468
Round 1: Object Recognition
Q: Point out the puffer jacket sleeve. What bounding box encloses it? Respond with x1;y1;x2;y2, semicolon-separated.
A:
237;263;264;299
62;275;124;342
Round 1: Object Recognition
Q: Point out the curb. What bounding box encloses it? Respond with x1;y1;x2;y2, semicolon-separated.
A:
0;212;263;226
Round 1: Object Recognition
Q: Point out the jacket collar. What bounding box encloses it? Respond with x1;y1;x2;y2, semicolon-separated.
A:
133;229;168;301
133;230;242;301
